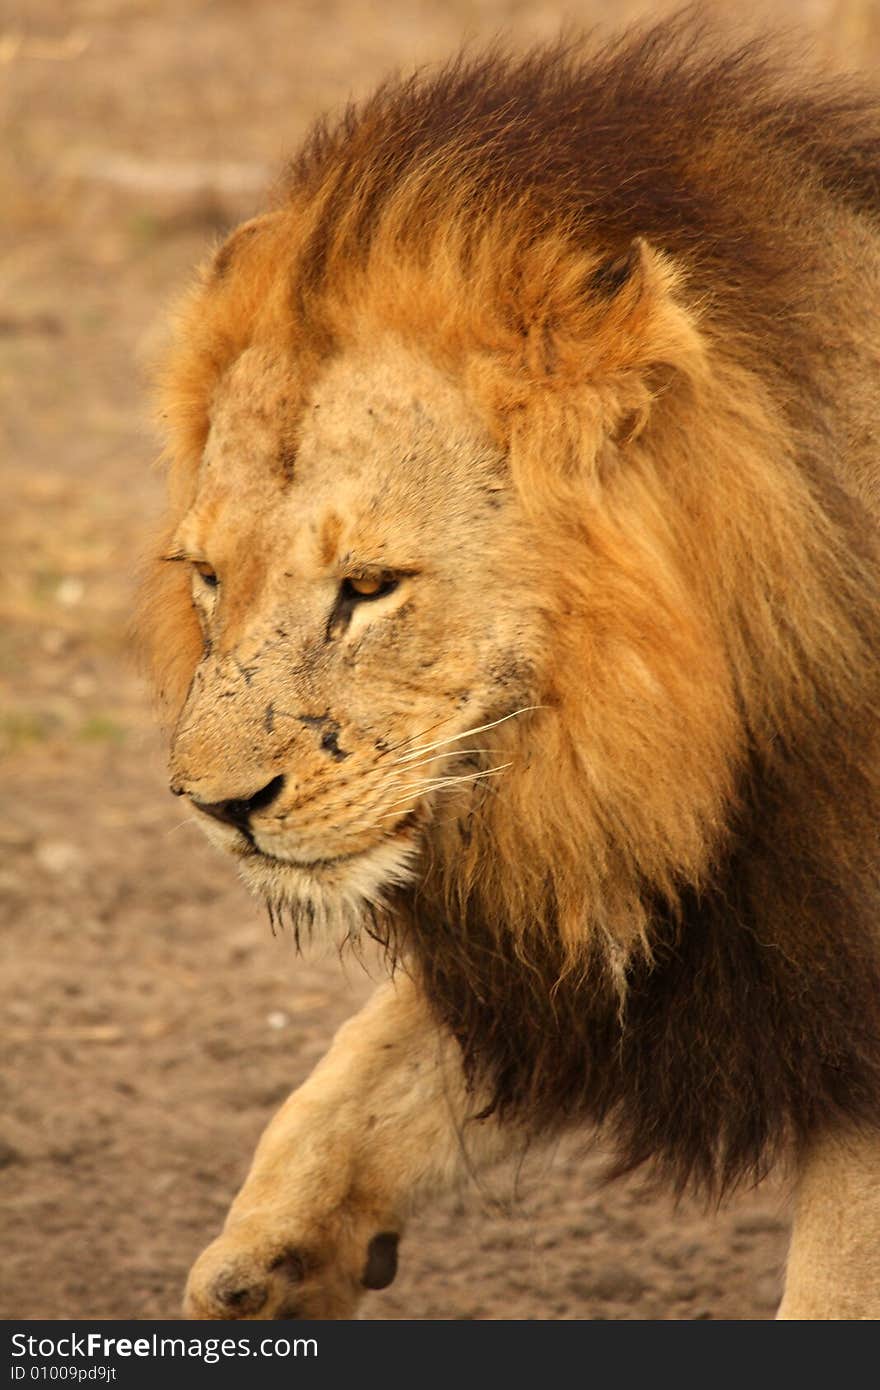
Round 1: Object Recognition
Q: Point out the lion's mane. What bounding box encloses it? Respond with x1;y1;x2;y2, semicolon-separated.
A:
146;20;880;1198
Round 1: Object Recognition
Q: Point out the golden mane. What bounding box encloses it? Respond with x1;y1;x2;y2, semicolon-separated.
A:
142;20;880;1196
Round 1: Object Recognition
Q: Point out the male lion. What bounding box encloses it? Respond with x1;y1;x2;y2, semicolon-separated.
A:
140;23;880;1319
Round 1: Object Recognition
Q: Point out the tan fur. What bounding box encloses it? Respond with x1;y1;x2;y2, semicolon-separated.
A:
139;28;880;1317
184;978;512;1319
777;1128;880;1319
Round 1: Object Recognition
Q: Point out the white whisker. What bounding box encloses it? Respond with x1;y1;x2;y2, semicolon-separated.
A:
376;762;513;818
164;818;198;838
374;748;502;794
391;706;543;765
385;746;500;774
377;713;460;759
397;762;513;795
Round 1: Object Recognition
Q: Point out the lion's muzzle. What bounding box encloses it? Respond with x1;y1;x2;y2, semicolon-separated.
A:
185;773;286;835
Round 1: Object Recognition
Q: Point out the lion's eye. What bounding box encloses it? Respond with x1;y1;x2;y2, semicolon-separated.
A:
193;562;219;589
342;574;398;602
327;572;404;641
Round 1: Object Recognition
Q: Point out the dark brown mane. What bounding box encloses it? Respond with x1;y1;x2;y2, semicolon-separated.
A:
283;18;880;384
408;700;880;1198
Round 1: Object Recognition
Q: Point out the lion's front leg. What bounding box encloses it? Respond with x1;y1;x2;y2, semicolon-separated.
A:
183;974;510;1319
777;1126;880;1319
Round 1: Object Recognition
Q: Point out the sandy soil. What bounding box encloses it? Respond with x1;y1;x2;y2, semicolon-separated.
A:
2;0;878;1321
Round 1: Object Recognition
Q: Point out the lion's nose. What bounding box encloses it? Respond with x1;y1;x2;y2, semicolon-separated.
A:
188;774;286;832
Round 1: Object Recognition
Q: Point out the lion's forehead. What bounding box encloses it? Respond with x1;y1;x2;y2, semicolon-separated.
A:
295;343;494;491
195;340;505;570
207;347;299;469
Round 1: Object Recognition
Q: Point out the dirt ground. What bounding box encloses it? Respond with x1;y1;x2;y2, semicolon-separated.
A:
2;0;878;1323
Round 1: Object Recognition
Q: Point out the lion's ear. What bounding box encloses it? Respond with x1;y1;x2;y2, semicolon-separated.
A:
207;210;284;284
489;237;706;494
474;235;705;444
546;238;705;446
153;210;292;520
586;237;649;310
571;237;705;387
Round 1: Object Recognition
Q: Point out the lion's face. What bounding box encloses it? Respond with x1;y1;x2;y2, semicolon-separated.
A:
168;339;540;926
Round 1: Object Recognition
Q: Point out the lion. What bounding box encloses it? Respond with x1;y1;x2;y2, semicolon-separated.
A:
138;21;880;1319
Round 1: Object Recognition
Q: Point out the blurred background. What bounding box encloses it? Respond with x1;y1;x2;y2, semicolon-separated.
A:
2;0;877;1320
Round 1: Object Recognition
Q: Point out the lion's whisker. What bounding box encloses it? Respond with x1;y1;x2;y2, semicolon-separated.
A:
376;763;513;817
374;748;501;792
392;762;512;796
164;818;199;837
391;707;542;765
377;714;461;760
387;747;499;773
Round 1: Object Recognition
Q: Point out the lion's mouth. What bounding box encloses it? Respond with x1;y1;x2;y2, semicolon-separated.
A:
245;810;422;873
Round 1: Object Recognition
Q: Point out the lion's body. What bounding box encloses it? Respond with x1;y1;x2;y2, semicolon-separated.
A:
141;22;880;1316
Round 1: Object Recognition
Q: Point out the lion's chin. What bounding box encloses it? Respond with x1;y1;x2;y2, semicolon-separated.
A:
193;817;418;942
189;807;422;939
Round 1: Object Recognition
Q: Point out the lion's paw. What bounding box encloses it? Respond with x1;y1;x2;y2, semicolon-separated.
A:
183;1222;400;1320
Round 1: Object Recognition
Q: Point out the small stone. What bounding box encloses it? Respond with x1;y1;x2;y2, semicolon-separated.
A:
35;840;83;876
56;577;85;607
